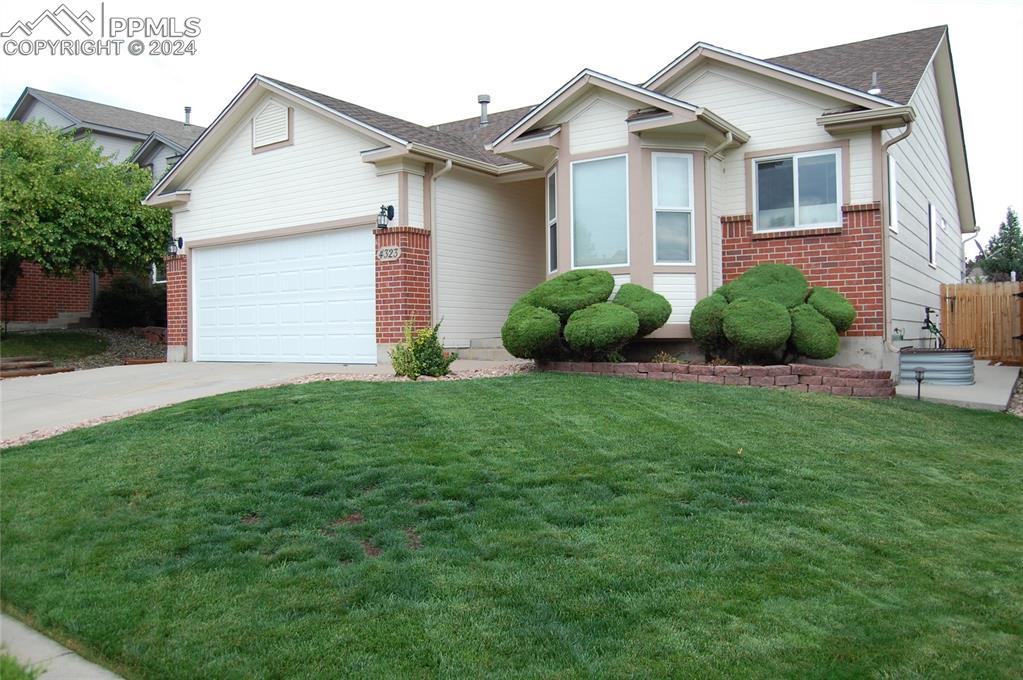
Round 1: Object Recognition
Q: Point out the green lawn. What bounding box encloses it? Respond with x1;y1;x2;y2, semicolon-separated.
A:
0;331;107;361
2;374;1021;678
0;654;40;680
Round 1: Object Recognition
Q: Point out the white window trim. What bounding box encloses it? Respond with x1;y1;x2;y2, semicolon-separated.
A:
546;168;558;273
651;151;695;265
928;203;938;268
887;155;899;233
570;153;630;269
751;148;843;233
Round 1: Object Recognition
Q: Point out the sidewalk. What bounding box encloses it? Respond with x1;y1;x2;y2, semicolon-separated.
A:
0;614;122;679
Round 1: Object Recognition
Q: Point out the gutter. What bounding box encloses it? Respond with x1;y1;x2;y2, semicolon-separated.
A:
879;122;914;354
429;160;454;326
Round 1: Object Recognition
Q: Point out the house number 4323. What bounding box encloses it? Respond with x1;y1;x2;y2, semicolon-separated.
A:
377;246;402;261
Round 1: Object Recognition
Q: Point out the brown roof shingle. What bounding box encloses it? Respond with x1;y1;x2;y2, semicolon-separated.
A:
767;26;947;104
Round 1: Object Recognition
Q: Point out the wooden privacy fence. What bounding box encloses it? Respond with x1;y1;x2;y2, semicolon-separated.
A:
940;282;1023;364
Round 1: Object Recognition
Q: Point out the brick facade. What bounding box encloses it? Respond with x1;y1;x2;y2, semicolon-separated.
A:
721;203;883;337
541;361;894;398
375;227;431;344
165;254;188;347
1;263;94;324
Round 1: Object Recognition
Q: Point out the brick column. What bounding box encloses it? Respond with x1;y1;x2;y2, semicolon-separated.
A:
375;227;431;344
720;203;883;337
165;254;188;361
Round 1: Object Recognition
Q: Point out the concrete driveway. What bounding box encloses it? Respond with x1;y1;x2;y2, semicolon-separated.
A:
0;361;379;441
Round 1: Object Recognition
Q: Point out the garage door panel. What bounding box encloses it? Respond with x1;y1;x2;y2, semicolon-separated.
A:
193;227;375;363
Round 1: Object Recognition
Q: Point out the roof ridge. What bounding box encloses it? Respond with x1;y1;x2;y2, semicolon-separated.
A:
768;25;947;61
26;87;201;130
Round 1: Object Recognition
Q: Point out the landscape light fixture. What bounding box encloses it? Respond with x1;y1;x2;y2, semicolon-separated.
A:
377;205;394;229
914;366;925;400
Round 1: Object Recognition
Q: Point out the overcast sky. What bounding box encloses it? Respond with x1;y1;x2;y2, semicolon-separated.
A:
1;0;1020;248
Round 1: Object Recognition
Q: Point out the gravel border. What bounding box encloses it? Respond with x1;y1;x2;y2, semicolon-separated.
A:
0;363;536;449
56;328;165;370
1007;372;1023;418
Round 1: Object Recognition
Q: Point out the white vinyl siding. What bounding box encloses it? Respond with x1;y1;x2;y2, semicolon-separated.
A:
666;64;873;212
928;203;938;267
566;94;631;155
888;155;899;232
653;273;697;324
22;99;74;128
885;61;964;340
612;274;630;298
192;227;375;363
252;100;289;148
407;173;425;228
708;155;724;288
434;169;544;346
652;152;695;263
173;96;398;242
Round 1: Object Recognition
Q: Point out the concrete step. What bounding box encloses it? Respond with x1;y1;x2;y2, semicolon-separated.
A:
455;347;515;362
469;337;506;349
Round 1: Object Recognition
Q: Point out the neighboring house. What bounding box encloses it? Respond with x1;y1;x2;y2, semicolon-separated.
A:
3;89;205;330
145;26;973;368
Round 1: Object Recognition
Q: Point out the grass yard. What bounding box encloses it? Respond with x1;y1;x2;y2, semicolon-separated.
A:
1;373;1021;678
0;331;108;361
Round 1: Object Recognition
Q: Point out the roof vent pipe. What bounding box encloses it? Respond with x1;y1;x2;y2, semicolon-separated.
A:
478;94;491;127
867;72;882;96
184;106;192;126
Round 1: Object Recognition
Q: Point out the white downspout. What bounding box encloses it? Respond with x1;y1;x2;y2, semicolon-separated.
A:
880;122;913;354
430;160;454;329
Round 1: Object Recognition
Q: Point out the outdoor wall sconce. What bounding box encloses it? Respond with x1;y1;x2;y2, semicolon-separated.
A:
167;236;184;256
377;205;394;229
914;366;925;400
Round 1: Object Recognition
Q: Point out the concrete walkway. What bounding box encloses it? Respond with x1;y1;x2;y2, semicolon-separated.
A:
895;361;1020;411
1;359;516;442
1;614;122;679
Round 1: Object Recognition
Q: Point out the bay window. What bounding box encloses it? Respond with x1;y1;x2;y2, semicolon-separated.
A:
652;152;694;263
753;149;841;232
572;155;628;267
546;169;557;272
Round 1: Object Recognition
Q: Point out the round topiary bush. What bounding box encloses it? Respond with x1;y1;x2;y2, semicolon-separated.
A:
690;292;729;356
501;303;562;360
722;297;792;356
613;283;672;336
789;304;840;359
563;303;639;358
807;287;856;333
520;269;615;322
724;263;809;309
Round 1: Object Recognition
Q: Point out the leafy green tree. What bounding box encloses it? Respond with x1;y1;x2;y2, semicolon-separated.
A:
0;120;170;285
979;207;1022;281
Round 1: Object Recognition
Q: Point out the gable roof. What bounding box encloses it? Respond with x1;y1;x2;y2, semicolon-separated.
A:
767;26;947;105
432;105;536;152
259;77;522;167
11;87;205;150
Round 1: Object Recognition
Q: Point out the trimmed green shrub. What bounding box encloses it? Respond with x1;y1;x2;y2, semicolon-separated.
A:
520;269;615;322
93;275;166;328
724;263;809;308
807;287;857;333
501;303;561;360
690;292;729;357
722;297;791;356
390;321;457;380
613;283;671;336
790;304;840;359
564;303;639;358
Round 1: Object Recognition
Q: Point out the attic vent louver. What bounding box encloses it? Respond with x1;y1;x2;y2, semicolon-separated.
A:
252;100;290;149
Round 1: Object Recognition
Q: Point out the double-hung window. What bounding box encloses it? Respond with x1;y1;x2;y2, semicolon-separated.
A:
571;155;629;268
754;149;841;232
546;169;558;273
652;152;694;264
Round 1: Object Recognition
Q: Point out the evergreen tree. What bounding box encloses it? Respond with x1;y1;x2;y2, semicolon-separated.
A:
980;207;1022;281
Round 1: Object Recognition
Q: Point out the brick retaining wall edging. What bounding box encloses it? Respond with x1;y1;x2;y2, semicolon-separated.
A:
538;362;894;398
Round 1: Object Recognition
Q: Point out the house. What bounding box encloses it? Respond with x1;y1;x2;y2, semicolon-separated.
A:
3;89;205;329
144;26;972;369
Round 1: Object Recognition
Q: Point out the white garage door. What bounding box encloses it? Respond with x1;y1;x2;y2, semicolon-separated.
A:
192;227;375;363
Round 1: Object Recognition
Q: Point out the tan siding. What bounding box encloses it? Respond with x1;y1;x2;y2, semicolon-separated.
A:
654;273;697;324
886;62;963;339
667;65;874;212
174;95;397;242
567;93;631;155
708;155;724;288
434;169;544;346
407;173;425;228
